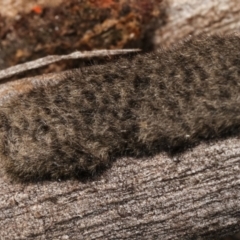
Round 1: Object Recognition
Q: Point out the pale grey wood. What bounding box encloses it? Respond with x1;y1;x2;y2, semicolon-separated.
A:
154;0;240;48
0;138;239;239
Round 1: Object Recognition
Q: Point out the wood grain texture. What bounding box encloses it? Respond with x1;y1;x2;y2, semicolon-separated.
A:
0;137;239;239
154;0;240;48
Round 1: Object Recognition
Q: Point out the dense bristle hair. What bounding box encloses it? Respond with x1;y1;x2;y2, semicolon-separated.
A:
0;34;240;181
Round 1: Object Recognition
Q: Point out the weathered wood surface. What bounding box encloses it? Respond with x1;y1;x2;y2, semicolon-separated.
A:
0;0;240;239
0;138;239;239
154;0;240;48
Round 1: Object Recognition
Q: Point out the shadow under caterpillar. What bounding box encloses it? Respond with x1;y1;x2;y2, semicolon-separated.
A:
0;34;240;181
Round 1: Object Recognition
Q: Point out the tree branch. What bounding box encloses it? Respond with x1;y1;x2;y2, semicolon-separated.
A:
154;0;240;48
0;49;140;81
0;138;239;239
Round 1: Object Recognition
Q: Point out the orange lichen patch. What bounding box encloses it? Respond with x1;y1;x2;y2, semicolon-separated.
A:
32;5;43;14
0;0;63;17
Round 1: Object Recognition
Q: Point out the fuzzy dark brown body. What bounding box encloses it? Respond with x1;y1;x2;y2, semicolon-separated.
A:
0;35;240;181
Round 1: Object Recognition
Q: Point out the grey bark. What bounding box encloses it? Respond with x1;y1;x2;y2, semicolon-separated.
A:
0;138;239;239
0;0;240;239
154;0;240;48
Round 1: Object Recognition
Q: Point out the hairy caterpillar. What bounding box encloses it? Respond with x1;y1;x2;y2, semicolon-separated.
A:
0;34;240;181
